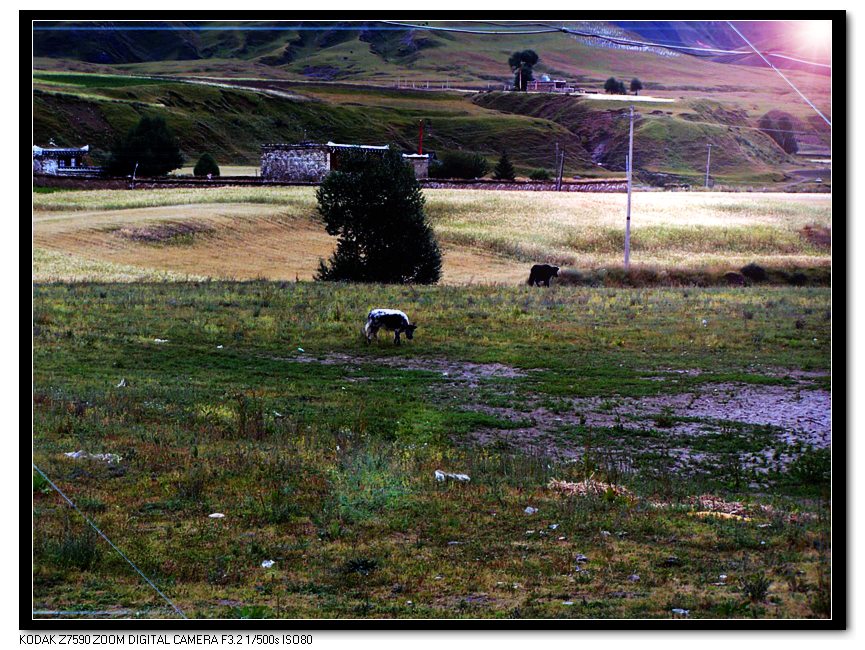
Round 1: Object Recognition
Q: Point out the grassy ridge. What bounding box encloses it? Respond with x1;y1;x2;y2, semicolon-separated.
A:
32;72;820;184
33;79;593;172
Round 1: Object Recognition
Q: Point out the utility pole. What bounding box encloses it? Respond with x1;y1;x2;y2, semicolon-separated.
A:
705;143;713;189
556;148;565;191
624;106;634;270
418;120;424;155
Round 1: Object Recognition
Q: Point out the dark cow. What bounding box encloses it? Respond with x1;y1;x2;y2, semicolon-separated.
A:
527;264;560;287
363;309;417;345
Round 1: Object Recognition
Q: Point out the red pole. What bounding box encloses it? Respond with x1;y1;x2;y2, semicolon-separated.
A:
418;120;424;155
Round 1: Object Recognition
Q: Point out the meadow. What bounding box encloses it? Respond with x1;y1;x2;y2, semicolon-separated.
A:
32;187;831;284
31;186;833;620
32;279;832;619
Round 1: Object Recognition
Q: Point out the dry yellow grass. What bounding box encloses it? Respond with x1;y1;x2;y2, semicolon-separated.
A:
32;188;831;284
33;202;527;284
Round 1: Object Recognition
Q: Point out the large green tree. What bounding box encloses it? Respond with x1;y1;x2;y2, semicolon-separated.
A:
107;116;184;177
315;147;442;284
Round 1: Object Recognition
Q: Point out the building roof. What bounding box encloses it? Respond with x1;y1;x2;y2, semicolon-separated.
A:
262;142;428;158
326;141;389;151
33;145;89;156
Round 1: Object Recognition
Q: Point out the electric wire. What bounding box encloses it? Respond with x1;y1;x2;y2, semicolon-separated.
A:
32;463;188;620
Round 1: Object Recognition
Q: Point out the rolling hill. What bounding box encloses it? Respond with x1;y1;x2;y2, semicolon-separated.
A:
31;20;832;186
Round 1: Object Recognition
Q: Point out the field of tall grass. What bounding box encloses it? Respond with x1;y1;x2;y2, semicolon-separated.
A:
33;188;831;284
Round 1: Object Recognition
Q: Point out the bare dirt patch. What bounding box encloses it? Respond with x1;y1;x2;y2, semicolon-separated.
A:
113;220;214;244
461;379;831;468
284;352;526;385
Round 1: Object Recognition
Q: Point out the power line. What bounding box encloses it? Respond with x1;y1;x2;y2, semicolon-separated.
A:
32;20;833;69
377;20;561;35
32;463;188;620
725;21;831;127
372;20;831;68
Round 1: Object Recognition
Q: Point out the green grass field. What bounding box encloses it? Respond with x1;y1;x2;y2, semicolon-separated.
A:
32;278;832;619
32;184;833;619
30;21;834;621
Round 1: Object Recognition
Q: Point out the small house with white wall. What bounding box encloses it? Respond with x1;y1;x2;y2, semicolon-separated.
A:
261;142;430;182
33;144;101;175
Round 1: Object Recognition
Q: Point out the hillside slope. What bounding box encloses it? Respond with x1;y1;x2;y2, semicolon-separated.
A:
33;20;832;126
33;76;598;173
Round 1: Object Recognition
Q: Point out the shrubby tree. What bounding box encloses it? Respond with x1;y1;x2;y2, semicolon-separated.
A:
509;49;539;91
630;78;643;95
193;153;220;177
492;150;516;181
528;168;552;180
315;147;442;284
604;77;628;95
429;150;490;179
107;116;184;177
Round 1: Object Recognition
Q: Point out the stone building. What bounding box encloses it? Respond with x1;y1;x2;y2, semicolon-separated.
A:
260;142;429;182
33;144;101;175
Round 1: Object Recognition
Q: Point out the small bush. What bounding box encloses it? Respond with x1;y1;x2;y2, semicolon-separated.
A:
741;263;768;282
740;572;772;602
788;447;830;488
193;153;221;177
492;150;516;181
528;168;552;181
175;465;208;503
40;522;101;570
432;150;490;179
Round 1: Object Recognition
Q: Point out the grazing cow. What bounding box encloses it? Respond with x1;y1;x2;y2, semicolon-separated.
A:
363;309;417;345
527;264;560;287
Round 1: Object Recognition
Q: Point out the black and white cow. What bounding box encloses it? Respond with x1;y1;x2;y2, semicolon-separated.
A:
363;309;417;345
527;264;560;287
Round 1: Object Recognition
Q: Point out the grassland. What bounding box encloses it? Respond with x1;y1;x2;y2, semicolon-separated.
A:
32;182;833;619
33;187;831;284
32;278;832;619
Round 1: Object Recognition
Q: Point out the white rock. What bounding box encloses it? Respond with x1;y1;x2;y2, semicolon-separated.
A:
261;560;275;568
524;506;538;515
209;513;226;519
154;338;169;344
435;469;471;482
